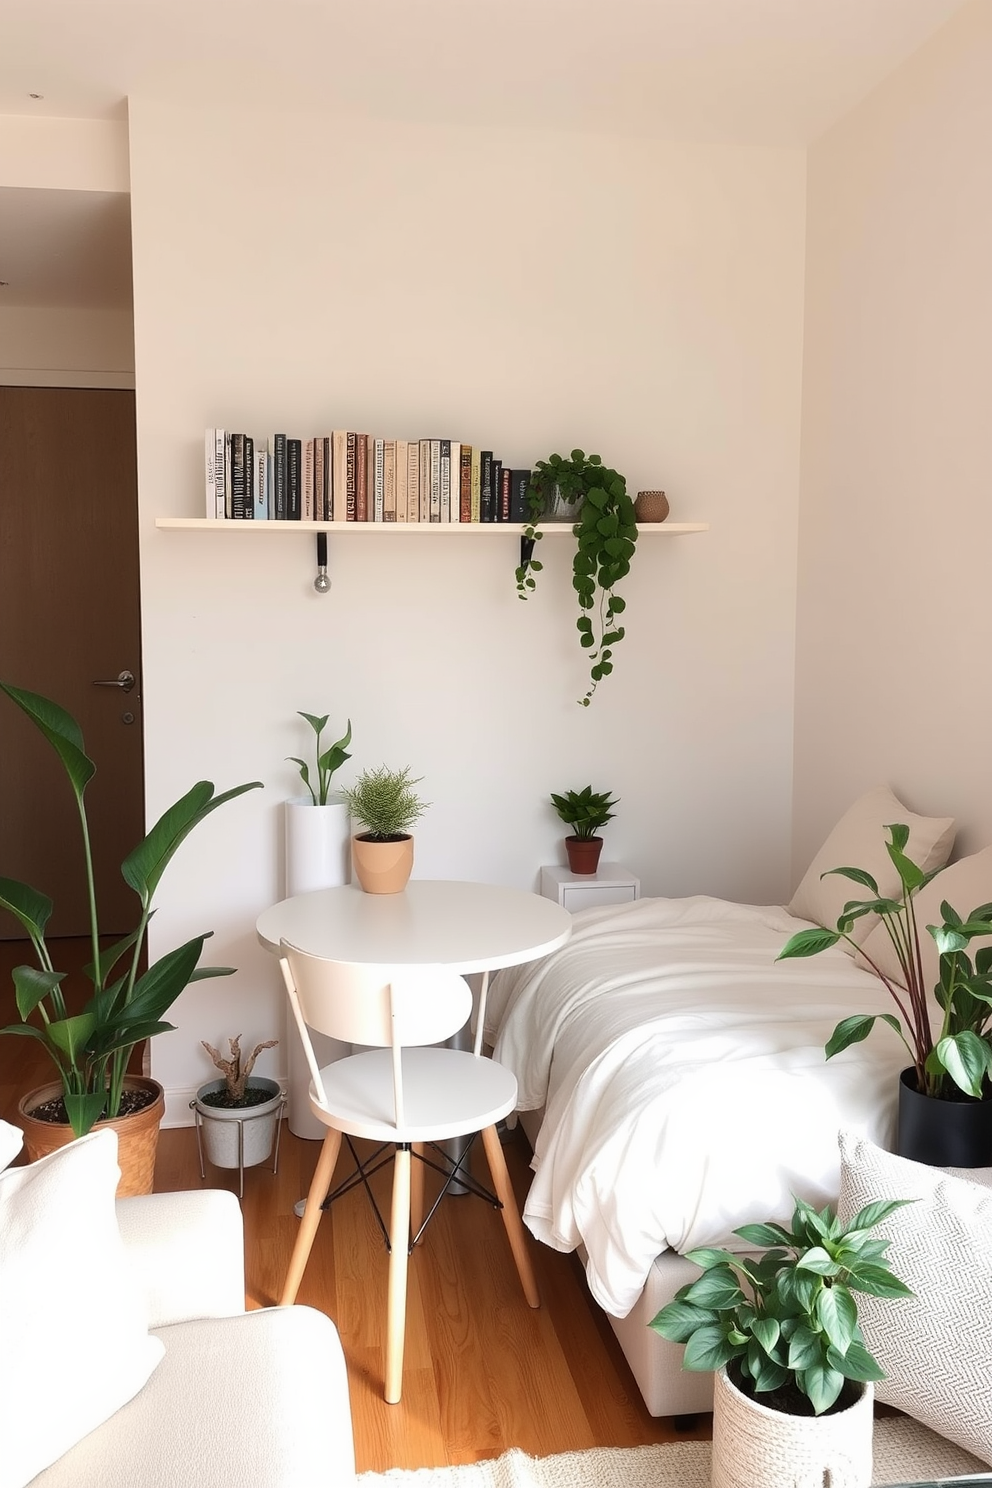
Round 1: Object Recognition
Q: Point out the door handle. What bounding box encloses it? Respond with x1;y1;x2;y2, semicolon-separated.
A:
92;670;136;693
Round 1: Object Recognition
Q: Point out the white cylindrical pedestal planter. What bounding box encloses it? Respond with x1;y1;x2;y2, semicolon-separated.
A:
711;1366;873;1488
284;795;352;1138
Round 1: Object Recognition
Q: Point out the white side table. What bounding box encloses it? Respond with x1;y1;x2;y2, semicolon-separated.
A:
539;861;640;913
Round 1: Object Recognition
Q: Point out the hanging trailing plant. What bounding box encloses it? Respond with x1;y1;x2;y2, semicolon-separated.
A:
514;449;638;706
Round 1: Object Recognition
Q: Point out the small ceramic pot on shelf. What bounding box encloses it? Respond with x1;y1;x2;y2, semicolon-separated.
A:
634;490;670;523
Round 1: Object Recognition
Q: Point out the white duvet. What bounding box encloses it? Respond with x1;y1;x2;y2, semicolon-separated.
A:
484;895;907;1319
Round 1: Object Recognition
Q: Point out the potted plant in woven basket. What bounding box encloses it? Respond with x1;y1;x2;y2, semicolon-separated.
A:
550;786;618;876
341;765;430;894
778;822;992;1167
651;1192;914;1488
0;682;262;1195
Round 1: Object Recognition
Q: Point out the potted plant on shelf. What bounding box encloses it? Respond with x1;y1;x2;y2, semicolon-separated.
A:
777;822;992;1167
341;765;430;895
192;1035;283;1193
0;682;262;1195
515;449;638;706
550;786;619;876
650;1192;914;1488
284;710;353;895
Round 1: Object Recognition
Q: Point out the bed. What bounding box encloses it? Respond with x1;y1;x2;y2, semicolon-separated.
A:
482;890;918;1416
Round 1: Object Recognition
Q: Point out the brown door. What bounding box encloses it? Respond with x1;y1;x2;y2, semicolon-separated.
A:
0;386;144;938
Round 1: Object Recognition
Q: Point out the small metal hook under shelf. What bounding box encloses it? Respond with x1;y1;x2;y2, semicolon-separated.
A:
313;531;330;594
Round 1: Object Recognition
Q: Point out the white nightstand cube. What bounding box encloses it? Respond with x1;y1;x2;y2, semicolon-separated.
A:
539;862;640;914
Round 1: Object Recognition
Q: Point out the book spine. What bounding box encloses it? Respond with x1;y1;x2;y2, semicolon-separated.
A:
429;439;441;522
303;437;315;521
224;431;232;517
408;440;421;521
205;429;216;518
479;450;493;522
509;467;532;523
321;437;331;521
439;439;451;522
287;438;302;520
459;444;472;523
418;440;430;521
449;442;461;522
214;428;227;520
394;439;408;523
255;439;269;520
345;433;357;520
499;465;512;523
244;434;255;520
230;432;248;519
272;433;287;519
490;458;503;522
355;434;369;521
372;437;385;521
383;439;396;521
331;431;347;520
470;446;481;522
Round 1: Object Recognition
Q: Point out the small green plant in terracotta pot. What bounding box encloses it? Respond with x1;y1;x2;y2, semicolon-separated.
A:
550;786;618;876
342;766;430;895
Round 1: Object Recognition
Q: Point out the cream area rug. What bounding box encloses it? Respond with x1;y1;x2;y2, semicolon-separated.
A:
358;1416;988;1487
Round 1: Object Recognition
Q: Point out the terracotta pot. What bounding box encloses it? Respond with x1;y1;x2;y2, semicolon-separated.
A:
351;833;414;894
17;1076;165;1197
565;836;604;875
711;1365;873;1488
634;490;670;522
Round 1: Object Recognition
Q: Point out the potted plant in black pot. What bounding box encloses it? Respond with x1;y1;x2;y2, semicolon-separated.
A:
193;1034;283;1197
550;786;619;876
650;1192;913;1488
341;765;430;894
515;449;638;706
0;681;262;1194
778;822;992;1167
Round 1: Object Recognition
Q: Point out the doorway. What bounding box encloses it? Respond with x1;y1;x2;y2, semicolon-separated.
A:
0;385;144;938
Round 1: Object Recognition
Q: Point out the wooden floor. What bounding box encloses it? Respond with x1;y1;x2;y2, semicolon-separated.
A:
1;937;711;1474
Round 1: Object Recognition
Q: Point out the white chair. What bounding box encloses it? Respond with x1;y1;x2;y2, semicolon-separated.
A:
277;941;541;1403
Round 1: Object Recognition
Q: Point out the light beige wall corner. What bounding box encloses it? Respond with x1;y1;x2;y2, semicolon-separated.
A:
0;116;129;191
125;99;806;1116
794;0;992;883
0;306;134;385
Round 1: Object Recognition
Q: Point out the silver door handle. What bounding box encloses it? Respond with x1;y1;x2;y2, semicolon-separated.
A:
92;670;136;693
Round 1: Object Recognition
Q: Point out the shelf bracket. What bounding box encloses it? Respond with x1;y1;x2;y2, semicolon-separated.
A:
518;534;536;574
313;531;330;593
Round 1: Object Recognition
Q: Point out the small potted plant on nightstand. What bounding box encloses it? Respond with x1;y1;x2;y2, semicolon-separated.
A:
342;766;430;894
550;786;618;875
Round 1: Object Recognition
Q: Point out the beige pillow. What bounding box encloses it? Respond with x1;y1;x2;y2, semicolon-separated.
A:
837;1130;992;1466
855;843;992;992
788;786;955;947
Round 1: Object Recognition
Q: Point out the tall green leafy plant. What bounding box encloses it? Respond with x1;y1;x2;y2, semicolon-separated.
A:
651;1194;913;1416
778;824;992;1099
515;450;638;706
287;711;352;805
0;682;263;1137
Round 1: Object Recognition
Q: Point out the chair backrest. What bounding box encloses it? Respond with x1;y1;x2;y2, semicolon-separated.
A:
279;943;474;1128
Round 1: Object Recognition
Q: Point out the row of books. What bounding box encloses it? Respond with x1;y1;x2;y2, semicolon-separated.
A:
204;430;533;523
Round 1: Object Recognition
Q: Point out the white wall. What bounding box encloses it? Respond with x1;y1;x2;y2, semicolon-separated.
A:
794;0;992;876
0;305;134;386
125;100;807;1121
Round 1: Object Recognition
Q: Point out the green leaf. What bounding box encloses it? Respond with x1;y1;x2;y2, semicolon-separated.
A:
0;877;53;942
802;1361;845;1415
787;1325;823;1371
935;1031;992;1098
830;1339;885;1382
734;1222;792;1248
63;1089;109;1139
777;927;841;960
751;1317;780;1354
845;1264;914;1299
47;1011;98;1063
12;965;66;1019
298;711;329;734
121;780;263;905
822;866;880;895
817;1283;857;1352
683;1324;739;1373
649;1300;714;1343
797;1246;840;1276
0;683;95;799
847;1197;915;1233
683;1247;740;1271
825;1013;901;1059
683;1267;745;1309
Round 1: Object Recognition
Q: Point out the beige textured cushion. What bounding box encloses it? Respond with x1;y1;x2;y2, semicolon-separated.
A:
788;786;955;947
855;843;992;992
0;1129;164;1488
837;1130;992;1466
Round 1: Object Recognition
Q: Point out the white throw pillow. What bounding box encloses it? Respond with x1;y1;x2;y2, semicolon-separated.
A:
837;1129;992;1466
855;843;992;992
0;1129;165;1488
788;786;955;947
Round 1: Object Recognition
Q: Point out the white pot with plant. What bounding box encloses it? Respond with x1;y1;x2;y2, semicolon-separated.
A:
284;711;353;896
342;766;430;894
650;1191;914;1488
193;1036;283;1194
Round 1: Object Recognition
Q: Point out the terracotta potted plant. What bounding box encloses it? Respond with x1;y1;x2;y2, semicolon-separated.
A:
341;765;430;894
0;681;262;1195
778;822;992;1166
284;710;353;895
550;786;618;876
651;1191;913;1488
192;1035;283;1193
515;449;638;706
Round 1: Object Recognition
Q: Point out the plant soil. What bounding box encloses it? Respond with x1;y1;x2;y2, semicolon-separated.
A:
728;1360;861;1418
199;1086;275;1110
27;1086;158;1125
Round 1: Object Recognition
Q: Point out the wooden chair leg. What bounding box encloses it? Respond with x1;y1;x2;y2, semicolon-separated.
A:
481;1124;540;1309
384;1144;412;1404
410;1141;425;1244
280;1128;342;1306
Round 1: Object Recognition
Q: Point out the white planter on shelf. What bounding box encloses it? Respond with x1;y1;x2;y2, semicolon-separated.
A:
283;794;352;1139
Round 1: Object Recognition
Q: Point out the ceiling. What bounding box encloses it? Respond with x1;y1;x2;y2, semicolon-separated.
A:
0;0;972;311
